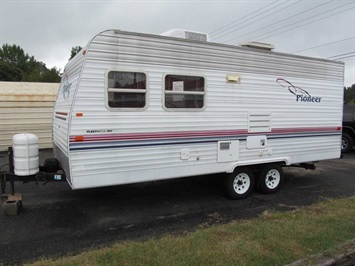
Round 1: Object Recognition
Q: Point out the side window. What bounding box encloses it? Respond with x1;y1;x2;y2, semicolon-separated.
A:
164;75;205;109
107;71;146;109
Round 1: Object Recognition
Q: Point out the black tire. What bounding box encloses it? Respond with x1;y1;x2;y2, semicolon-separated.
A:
257;164;284;194
341;132;354;153
225;167;255;199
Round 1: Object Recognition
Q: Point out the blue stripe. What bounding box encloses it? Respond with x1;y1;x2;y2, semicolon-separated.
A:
69;132;341;151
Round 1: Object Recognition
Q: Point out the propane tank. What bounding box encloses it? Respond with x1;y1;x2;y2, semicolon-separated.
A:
12;133;39;176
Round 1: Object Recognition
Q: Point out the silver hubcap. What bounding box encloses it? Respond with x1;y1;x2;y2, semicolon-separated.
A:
233;173;250;194
265;169;280;189
341;138;348;150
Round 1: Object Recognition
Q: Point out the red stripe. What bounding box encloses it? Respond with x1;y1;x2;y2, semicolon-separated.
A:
70;130;248;141
271;127;339;133
69;127;340;142
55;112;68;116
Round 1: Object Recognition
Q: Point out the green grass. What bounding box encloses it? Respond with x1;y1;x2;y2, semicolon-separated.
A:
28;196;355;266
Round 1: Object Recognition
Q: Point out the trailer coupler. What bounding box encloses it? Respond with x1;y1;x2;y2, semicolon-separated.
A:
1;148;66;216
1;171;66;216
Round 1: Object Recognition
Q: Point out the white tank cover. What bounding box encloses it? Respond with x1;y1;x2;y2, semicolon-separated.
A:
12;133;39;176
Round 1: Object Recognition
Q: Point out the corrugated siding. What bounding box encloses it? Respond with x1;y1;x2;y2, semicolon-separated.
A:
0;82;59;150
71;30;344;135
53;49;86;157
62;30;344;189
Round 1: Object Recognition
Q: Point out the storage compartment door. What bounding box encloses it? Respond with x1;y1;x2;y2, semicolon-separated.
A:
217;140;239;163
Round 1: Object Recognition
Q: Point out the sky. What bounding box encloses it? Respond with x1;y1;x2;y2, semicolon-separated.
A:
0;0;354;87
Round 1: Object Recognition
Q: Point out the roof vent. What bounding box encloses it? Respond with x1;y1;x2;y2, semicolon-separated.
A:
239;41;274;51
161;29;210;42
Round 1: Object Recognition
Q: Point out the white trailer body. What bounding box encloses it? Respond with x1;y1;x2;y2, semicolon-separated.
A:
53;29;344;191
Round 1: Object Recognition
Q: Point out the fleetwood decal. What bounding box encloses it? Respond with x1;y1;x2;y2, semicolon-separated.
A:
86;130;113;133
276;78;322;103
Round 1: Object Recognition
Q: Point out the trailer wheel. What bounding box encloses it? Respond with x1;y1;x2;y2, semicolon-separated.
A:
226;167;255;199
257;164;284;194
341;132;353;153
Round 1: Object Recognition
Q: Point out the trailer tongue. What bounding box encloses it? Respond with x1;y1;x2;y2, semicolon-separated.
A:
1;134;66;215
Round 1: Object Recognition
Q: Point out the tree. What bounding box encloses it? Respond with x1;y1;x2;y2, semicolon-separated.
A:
42;67;61;83
0;61;23;81
344;84;355;104
0;44;61;82
69;46;83;60
0;44;31;74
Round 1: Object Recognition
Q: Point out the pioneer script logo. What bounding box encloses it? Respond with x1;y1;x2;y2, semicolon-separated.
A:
60;74;72;100
276;78;322;103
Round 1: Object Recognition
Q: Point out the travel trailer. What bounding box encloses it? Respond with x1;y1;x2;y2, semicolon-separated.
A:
53;29;344;198
5;29;345;203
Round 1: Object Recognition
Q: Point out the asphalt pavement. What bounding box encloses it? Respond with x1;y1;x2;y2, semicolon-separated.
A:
0;149;354;265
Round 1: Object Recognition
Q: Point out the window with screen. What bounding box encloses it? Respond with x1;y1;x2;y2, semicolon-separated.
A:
164;75;205;109
107;71;146;109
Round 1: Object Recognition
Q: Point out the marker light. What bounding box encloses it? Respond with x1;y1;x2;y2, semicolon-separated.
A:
75;136;84;141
